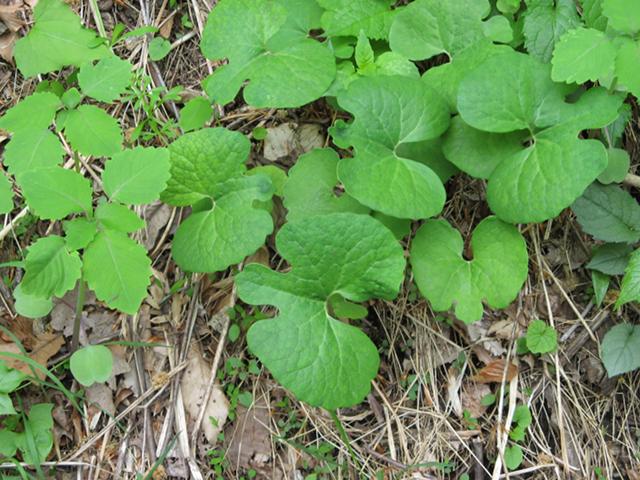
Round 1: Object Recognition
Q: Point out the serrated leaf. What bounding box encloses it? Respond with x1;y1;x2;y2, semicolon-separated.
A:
592;270;610;307
19;167;92;220
523;0;580;62
161;128;274;273
63;217;98;250
551;28;616;84
0;173;13;214
283;148;368;221
601;323;640;376
95;202;145;232
410;217;528;323
333;76;450;219
201;0;335;107
453;50;623;223
598;148;630;184
13;283;53;319
572;183;640;243
69;345;113;386
236;213;405;408
525;320;557;354
587;243;633;275
83;229;151;314
602;0;640;34
14;0;109;77
355;30;375;69
179;97;213;132
78;56;132;103
389;0;508;61
64;105;123;157
61;88;82;109
0;92;60;134
616;249;640;308
318;0;395;40
4;129;64;176
616;38;640;98
21;235;82;298
582;0;608;30
102;146;171;205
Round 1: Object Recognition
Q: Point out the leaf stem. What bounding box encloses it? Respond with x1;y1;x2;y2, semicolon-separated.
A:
87;0;106;39
71;278;86;353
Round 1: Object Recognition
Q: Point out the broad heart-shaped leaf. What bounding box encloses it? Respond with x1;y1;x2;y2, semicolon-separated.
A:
13;283;53;319
4;129;64;176
450;50;623;223
78;56;133;103
0;92;60;134
600;323;640;376
551;28;616;84
161;128;274;273
236;213;406;408
21;235;82;298
389;0;510;61
64;105;123;157
410;217;528;323
13;0;109;77
201;0;335;108
0;173;12;214
69;345;113;386
283;148;368;221
83;229;152;314
616;249;640;308
525;320;557;354
19;168;92;220
572;183;640;244
333;76;450;219
523;0;580;62
102;147;171;205
318;0;395;40
602;0;640;34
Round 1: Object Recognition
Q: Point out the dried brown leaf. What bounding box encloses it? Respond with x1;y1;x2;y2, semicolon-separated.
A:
471;359;518;384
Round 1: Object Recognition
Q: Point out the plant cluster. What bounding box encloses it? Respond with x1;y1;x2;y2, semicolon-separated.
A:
1;0;640;472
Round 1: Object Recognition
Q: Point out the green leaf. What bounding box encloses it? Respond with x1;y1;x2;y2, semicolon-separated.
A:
19;167;92;220
95;202;145;232
21;235;82;298
64;105;123;157
616;38;640;98
598;148;630;184
525;320;557;354
616;249;640;308
0;393;16;415
179;97;213;132
592;270;610;307
201;0;335;107
572;183;640;243
102;146;171;205
162;128;274;273
333;76;450;219
582;0;608;30
283;148;368;221
355;31;375;69
329;294;369;320
78;56;132;103
69;345;113;386
497;0;521;14
236;213;405;408
600;323;640;376
0;172;13;214
0;430;19;458
149;37;172;61
83;230;152;314
63;217;98;251
551;28;616;84
523;0;580;62
13;283;53;319
4;129;64;176
0;361;26;394
0;92;60;133
318;0;395;40
61;87;82;109
389;0;510;60
587;243;633;275
504;444;523;470
14;0;109;77
602;0;640;34
454;50;622;223
410;217;528;323
17;403;54;464
247;165;287;197
395;138;459;183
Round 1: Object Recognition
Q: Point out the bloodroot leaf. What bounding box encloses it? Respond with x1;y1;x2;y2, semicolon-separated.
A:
236;213;405;409
410;217;528;323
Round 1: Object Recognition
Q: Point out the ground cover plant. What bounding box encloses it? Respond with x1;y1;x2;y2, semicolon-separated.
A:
1;0;640;477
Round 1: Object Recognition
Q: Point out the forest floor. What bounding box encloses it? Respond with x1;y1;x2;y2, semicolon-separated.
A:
1;0;640;479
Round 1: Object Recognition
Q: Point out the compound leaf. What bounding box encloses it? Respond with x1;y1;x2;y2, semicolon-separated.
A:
78;56;132;103
523;0;580;62
334;76;450;219
64;105;123;157
410;216;528;323
551;28;616;84
69;345;113;386
4;129;64;176
14;0;109;77
601;323;640;376
83;229;152;314
616;249;640;308
63;217;98;251
21;235;82;298
236;213;405;408
19;168;92;220
0;92;60;134
318;0;395;40
201;0;335;107
602;0;640;34
102;147;171;205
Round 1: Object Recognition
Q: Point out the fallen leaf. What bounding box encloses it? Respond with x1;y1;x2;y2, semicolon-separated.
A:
264;123;296;161
0;1;23;32
0;332;64;379
0;30;16;63
159;14;174;39
86;383;115;430
472;359;518;384
461;382;492;418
